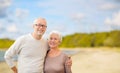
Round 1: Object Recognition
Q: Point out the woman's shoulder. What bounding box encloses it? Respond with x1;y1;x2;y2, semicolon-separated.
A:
60;52;69;59
60;52;70;63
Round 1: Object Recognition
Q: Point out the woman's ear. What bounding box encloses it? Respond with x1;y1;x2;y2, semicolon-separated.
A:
58;41;61;45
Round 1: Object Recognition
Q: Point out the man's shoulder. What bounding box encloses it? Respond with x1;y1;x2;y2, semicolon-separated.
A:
41;36;47;42
16;33;30;40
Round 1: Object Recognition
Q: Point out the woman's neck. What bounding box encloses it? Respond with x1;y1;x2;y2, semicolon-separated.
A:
48;48;61;57
50;48;59;52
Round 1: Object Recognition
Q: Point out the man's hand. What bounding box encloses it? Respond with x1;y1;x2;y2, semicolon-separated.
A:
66;57;72;68
11;66;18;73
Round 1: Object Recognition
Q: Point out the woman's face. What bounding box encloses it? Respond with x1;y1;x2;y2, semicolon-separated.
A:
48;33;60;48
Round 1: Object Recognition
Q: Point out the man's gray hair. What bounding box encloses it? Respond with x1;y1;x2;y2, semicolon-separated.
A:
33;18;46;24
48;30;62;42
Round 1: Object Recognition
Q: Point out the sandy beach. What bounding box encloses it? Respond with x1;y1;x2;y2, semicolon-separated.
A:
0;48;120;73
71;48;120;73
0;62;13;73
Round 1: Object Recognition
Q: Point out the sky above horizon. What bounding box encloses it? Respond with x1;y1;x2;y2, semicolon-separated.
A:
0;0;120;39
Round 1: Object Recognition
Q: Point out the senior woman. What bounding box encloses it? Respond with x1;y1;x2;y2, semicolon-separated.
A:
44;31;72;73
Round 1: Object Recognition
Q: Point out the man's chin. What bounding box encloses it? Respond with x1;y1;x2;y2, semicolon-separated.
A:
37;33;43;36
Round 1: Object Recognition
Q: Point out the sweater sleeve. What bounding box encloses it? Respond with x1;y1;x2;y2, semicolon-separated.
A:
4;36;24;68
65;56;72;73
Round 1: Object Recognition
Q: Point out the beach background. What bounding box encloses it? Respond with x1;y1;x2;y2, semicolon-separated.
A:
0;0;120;73
1;47;120;73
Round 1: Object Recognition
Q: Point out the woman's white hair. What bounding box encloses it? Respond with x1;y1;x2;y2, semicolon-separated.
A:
48;30;62;42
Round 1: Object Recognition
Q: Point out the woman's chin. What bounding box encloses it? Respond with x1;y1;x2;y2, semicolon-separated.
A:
49;46;56;49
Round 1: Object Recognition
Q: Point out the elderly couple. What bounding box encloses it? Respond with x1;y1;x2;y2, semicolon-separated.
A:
4;18;72;73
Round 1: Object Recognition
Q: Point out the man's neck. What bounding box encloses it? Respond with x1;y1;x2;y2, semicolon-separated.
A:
32;33;42;40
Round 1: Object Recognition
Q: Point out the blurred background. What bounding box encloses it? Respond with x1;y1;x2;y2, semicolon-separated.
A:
0;0;120;73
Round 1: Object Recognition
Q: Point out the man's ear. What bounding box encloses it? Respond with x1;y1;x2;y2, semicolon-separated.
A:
47;39;49;41
33;24;35;28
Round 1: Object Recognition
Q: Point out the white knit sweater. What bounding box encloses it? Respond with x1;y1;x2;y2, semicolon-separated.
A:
4;34;48;73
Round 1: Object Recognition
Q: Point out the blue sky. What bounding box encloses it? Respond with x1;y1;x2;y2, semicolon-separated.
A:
0;0;120;39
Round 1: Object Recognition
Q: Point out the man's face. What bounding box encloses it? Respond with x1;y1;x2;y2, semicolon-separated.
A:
33;19;47;36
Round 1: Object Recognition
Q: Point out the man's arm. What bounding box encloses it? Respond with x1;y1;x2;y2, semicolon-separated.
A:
4;36;24;72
